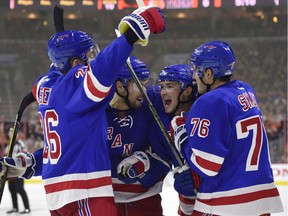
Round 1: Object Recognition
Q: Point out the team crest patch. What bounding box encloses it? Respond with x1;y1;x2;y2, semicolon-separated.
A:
204;45;217;50
114;112;133;128
56;34;69;42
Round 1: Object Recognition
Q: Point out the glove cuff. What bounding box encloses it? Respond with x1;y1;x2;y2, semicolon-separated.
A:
133;151;150;173
17;152;34;167
119;18;149;46
21;153;36;179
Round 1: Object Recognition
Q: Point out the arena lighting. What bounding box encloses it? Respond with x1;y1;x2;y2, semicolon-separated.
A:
273;16;278;23
67;13;77;19
10;0;15;9
8;0;287;10
43;20;48;26
40;0;52;6
176;12;187;19
255;10;265;20
59;0;76;7
27;12;37;19
82;0;94;6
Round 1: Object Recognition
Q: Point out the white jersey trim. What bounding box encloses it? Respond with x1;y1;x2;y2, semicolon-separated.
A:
195;182;283;215
191;148;224;176
43;170;114;210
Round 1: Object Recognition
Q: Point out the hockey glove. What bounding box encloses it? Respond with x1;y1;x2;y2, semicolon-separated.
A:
119;6;165;46
137;151;171;188
117;151;150;179
170;112;188;156
173;164;200;196
0;152;36;180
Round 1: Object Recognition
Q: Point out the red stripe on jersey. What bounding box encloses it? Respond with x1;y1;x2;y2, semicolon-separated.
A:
197;187;280;206
113;183;149;193
86;70;111;99
195;154;221;173
179;194;196;205
44;176;112;194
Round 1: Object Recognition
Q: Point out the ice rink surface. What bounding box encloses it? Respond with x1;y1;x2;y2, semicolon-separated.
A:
0;172;287;216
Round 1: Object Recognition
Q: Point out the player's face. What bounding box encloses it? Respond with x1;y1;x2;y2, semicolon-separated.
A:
194;69;207;94
126;79;148;109
86;44;100;64
160;81;181;114
190;61;207;95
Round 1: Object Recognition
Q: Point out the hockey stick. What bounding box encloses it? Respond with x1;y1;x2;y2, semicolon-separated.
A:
115;28;184;166
0;92;36;204
120;0;184;166
0;5;64;205
54;4;65;32
136;0;145;7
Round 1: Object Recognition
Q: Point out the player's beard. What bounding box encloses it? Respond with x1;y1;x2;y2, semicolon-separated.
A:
128;95;144;109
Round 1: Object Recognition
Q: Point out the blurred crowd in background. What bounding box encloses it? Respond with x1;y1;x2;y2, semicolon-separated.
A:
0;3;287;163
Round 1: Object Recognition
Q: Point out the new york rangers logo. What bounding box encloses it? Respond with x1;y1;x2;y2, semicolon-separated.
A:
113;115;133;128
204;45;217;50
56;34;69;42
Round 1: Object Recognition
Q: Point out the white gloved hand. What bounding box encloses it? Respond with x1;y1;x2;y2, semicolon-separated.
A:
118;5;165;46
170;112;188;154
0;152;36;179
117;151;150;178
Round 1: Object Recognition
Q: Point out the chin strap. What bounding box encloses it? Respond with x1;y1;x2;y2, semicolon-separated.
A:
173;90;195;116
115;86;134;109
199;77;216;93
171;92;182;116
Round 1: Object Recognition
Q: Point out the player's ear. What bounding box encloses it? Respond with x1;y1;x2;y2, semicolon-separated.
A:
181;86;192;101
70;58;84;67
183;86;192;96
115;80;128;97
204;68;214;83
116;80;125;93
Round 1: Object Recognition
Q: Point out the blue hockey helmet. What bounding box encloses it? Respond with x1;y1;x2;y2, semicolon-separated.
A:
118;56;150;86
159;64;193;90
48;30;95;71
190;41;236;78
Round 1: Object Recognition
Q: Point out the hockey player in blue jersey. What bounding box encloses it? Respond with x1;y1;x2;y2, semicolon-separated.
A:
106;56;171;216
170;41;283;215
0;5;166;216
155;64;199;216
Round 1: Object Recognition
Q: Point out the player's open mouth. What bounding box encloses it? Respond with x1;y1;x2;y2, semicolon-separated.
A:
137;97;143;102
164;99;171;106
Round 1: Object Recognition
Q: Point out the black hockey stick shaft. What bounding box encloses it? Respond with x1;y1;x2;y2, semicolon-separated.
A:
132;0;184;166
54;5;65;32
126;59;184;167
0;92;36;204
115;26;184;166
0;4;63;205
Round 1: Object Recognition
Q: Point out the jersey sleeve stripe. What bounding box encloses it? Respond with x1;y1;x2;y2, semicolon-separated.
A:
84;66;112;102
191;148;224;176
